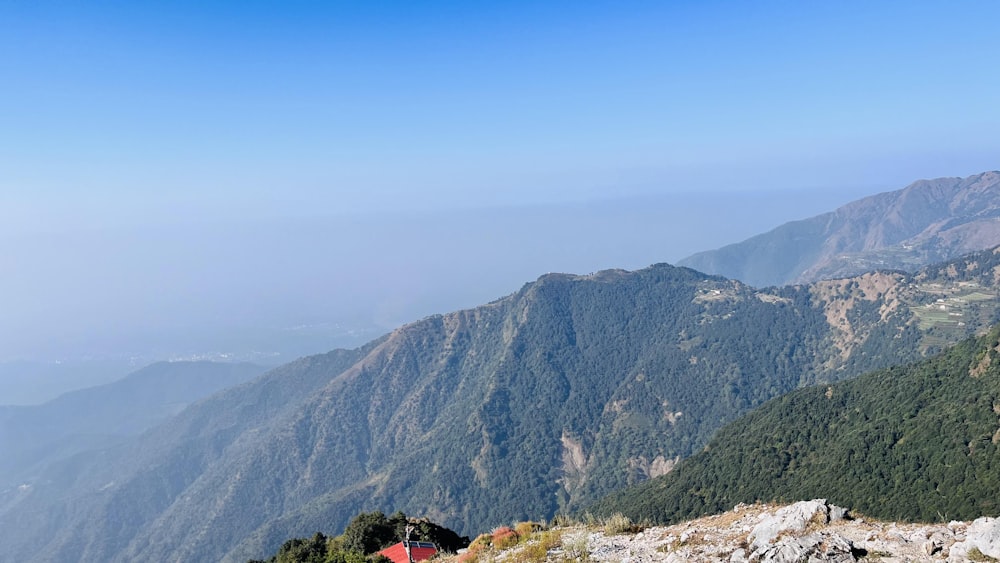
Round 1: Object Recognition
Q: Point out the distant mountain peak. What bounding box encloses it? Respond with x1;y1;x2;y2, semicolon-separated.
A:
679;170;1000;287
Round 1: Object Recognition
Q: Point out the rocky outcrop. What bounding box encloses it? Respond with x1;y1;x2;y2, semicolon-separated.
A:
746;499;844;551
951;517;1000;560
453;500;998;562
747;532;857;563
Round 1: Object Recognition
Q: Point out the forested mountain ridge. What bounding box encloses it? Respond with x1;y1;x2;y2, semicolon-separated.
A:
591;323;1000;526
5;250;1000;562
679;171;1000;287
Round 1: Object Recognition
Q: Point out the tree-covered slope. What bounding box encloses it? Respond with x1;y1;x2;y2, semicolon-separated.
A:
6;250;1000;563
592;326;1000;524
679;171;1000;287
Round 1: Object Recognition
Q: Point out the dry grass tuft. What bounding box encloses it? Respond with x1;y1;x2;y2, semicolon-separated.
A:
602;512;641;535
969;547;1000;562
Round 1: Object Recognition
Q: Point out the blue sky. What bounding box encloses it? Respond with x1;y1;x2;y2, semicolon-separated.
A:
4;1;998;229
1;1;999;371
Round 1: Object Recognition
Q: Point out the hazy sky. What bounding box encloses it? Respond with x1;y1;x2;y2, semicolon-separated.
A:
2;1;999;366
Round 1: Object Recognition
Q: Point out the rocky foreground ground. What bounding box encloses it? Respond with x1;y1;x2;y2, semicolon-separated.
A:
450;500;1000;562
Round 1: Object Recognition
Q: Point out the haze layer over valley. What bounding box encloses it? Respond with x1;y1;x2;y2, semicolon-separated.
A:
4;1;999;402
1;187;871;403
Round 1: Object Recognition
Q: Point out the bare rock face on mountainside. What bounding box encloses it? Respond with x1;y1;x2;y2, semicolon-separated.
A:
680;171;1000;287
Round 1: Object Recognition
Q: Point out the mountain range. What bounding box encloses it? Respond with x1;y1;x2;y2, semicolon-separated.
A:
679;171;1000;287
5;172;1000;563
6;246;1000;562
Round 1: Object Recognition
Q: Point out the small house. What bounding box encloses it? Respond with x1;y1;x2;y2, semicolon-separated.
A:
378;541;438;563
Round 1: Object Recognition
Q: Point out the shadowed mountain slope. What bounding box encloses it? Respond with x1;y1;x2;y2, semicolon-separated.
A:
679;171;1000;287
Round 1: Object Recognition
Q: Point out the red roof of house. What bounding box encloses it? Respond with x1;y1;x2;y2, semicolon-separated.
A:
378;541;438;563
